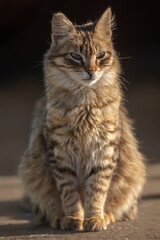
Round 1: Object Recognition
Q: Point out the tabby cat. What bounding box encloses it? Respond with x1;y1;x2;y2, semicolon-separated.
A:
19;8;145;231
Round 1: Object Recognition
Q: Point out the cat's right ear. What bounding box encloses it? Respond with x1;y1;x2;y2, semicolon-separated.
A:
51;13;75;44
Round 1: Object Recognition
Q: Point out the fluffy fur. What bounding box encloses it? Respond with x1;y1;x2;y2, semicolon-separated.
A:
19;8;145;231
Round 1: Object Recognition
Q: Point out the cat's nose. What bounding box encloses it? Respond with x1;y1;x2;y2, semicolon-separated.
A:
87;69;94;78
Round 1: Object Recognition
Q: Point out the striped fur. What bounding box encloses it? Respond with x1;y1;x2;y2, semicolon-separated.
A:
19;8;145;231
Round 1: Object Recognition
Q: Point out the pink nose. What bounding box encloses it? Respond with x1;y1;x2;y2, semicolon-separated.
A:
89;69;94;75
87;68;94;77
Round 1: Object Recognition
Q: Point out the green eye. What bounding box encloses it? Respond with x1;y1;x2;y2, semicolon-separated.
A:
96;52;105;59
70;53;82;61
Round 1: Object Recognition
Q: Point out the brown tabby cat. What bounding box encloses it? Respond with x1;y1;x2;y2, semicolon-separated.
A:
19;8;145;231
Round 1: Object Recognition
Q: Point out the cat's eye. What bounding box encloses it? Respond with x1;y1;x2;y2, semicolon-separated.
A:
96;52;105;59
70;53;82;61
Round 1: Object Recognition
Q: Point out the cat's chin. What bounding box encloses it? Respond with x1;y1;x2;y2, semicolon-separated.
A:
82;78;100;86
71;77;100;87
74;74;104;86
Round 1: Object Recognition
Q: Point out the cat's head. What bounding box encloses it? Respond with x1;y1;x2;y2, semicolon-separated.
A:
45;8;119;87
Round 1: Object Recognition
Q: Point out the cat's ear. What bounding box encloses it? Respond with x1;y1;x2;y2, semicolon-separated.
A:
94;8;113;39
51;13;75;44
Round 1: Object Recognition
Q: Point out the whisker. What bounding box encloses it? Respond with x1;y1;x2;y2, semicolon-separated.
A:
31;62;43;69
46;60;54;63
114;56;132;60
120;75;129;84
119;78;128;91
46;40;51;46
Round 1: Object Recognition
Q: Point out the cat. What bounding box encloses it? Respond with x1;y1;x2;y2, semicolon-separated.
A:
19;7;146;231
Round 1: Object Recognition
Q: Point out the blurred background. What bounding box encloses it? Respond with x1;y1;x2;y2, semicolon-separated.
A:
0;0;159;176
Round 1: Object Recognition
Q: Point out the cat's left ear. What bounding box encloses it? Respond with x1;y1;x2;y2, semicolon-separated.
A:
94;7;113;39
51;12;75;44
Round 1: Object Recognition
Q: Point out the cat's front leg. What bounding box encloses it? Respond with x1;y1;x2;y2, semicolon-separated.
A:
84;159;115;231
49;159;84;230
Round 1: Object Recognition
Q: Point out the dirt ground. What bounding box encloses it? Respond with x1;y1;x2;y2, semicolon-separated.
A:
0;75;160;240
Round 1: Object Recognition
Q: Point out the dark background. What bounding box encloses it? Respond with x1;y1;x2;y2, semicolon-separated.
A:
0;0;160;175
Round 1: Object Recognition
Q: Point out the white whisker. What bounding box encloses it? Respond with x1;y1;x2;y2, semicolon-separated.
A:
31;62;42;69
114;56;132;60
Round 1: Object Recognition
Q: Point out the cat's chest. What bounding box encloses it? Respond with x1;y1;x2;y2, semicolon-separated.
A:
48;104;116;153
46;104;119;179
68;105;103;135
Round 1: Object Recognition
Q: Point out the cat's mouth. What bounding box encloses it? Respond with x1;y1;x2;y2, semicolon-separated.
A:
84;76;95;81
83;77;100;85
67;70;103;86
82;72;103;85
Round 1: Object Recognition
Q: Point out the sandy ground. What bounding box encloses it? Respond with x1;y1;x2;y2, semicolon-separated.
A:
0;74;160;239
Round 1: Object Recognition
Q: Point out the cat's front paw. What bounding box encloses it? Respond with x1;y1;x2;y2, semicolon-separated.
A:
83;217;107;231
104;212;116;224
50;211;64;229
60;216;83;230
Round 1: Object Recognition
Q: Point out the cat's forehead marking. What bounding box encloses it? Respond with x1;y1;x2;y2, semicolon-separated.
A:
76;30;98;57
